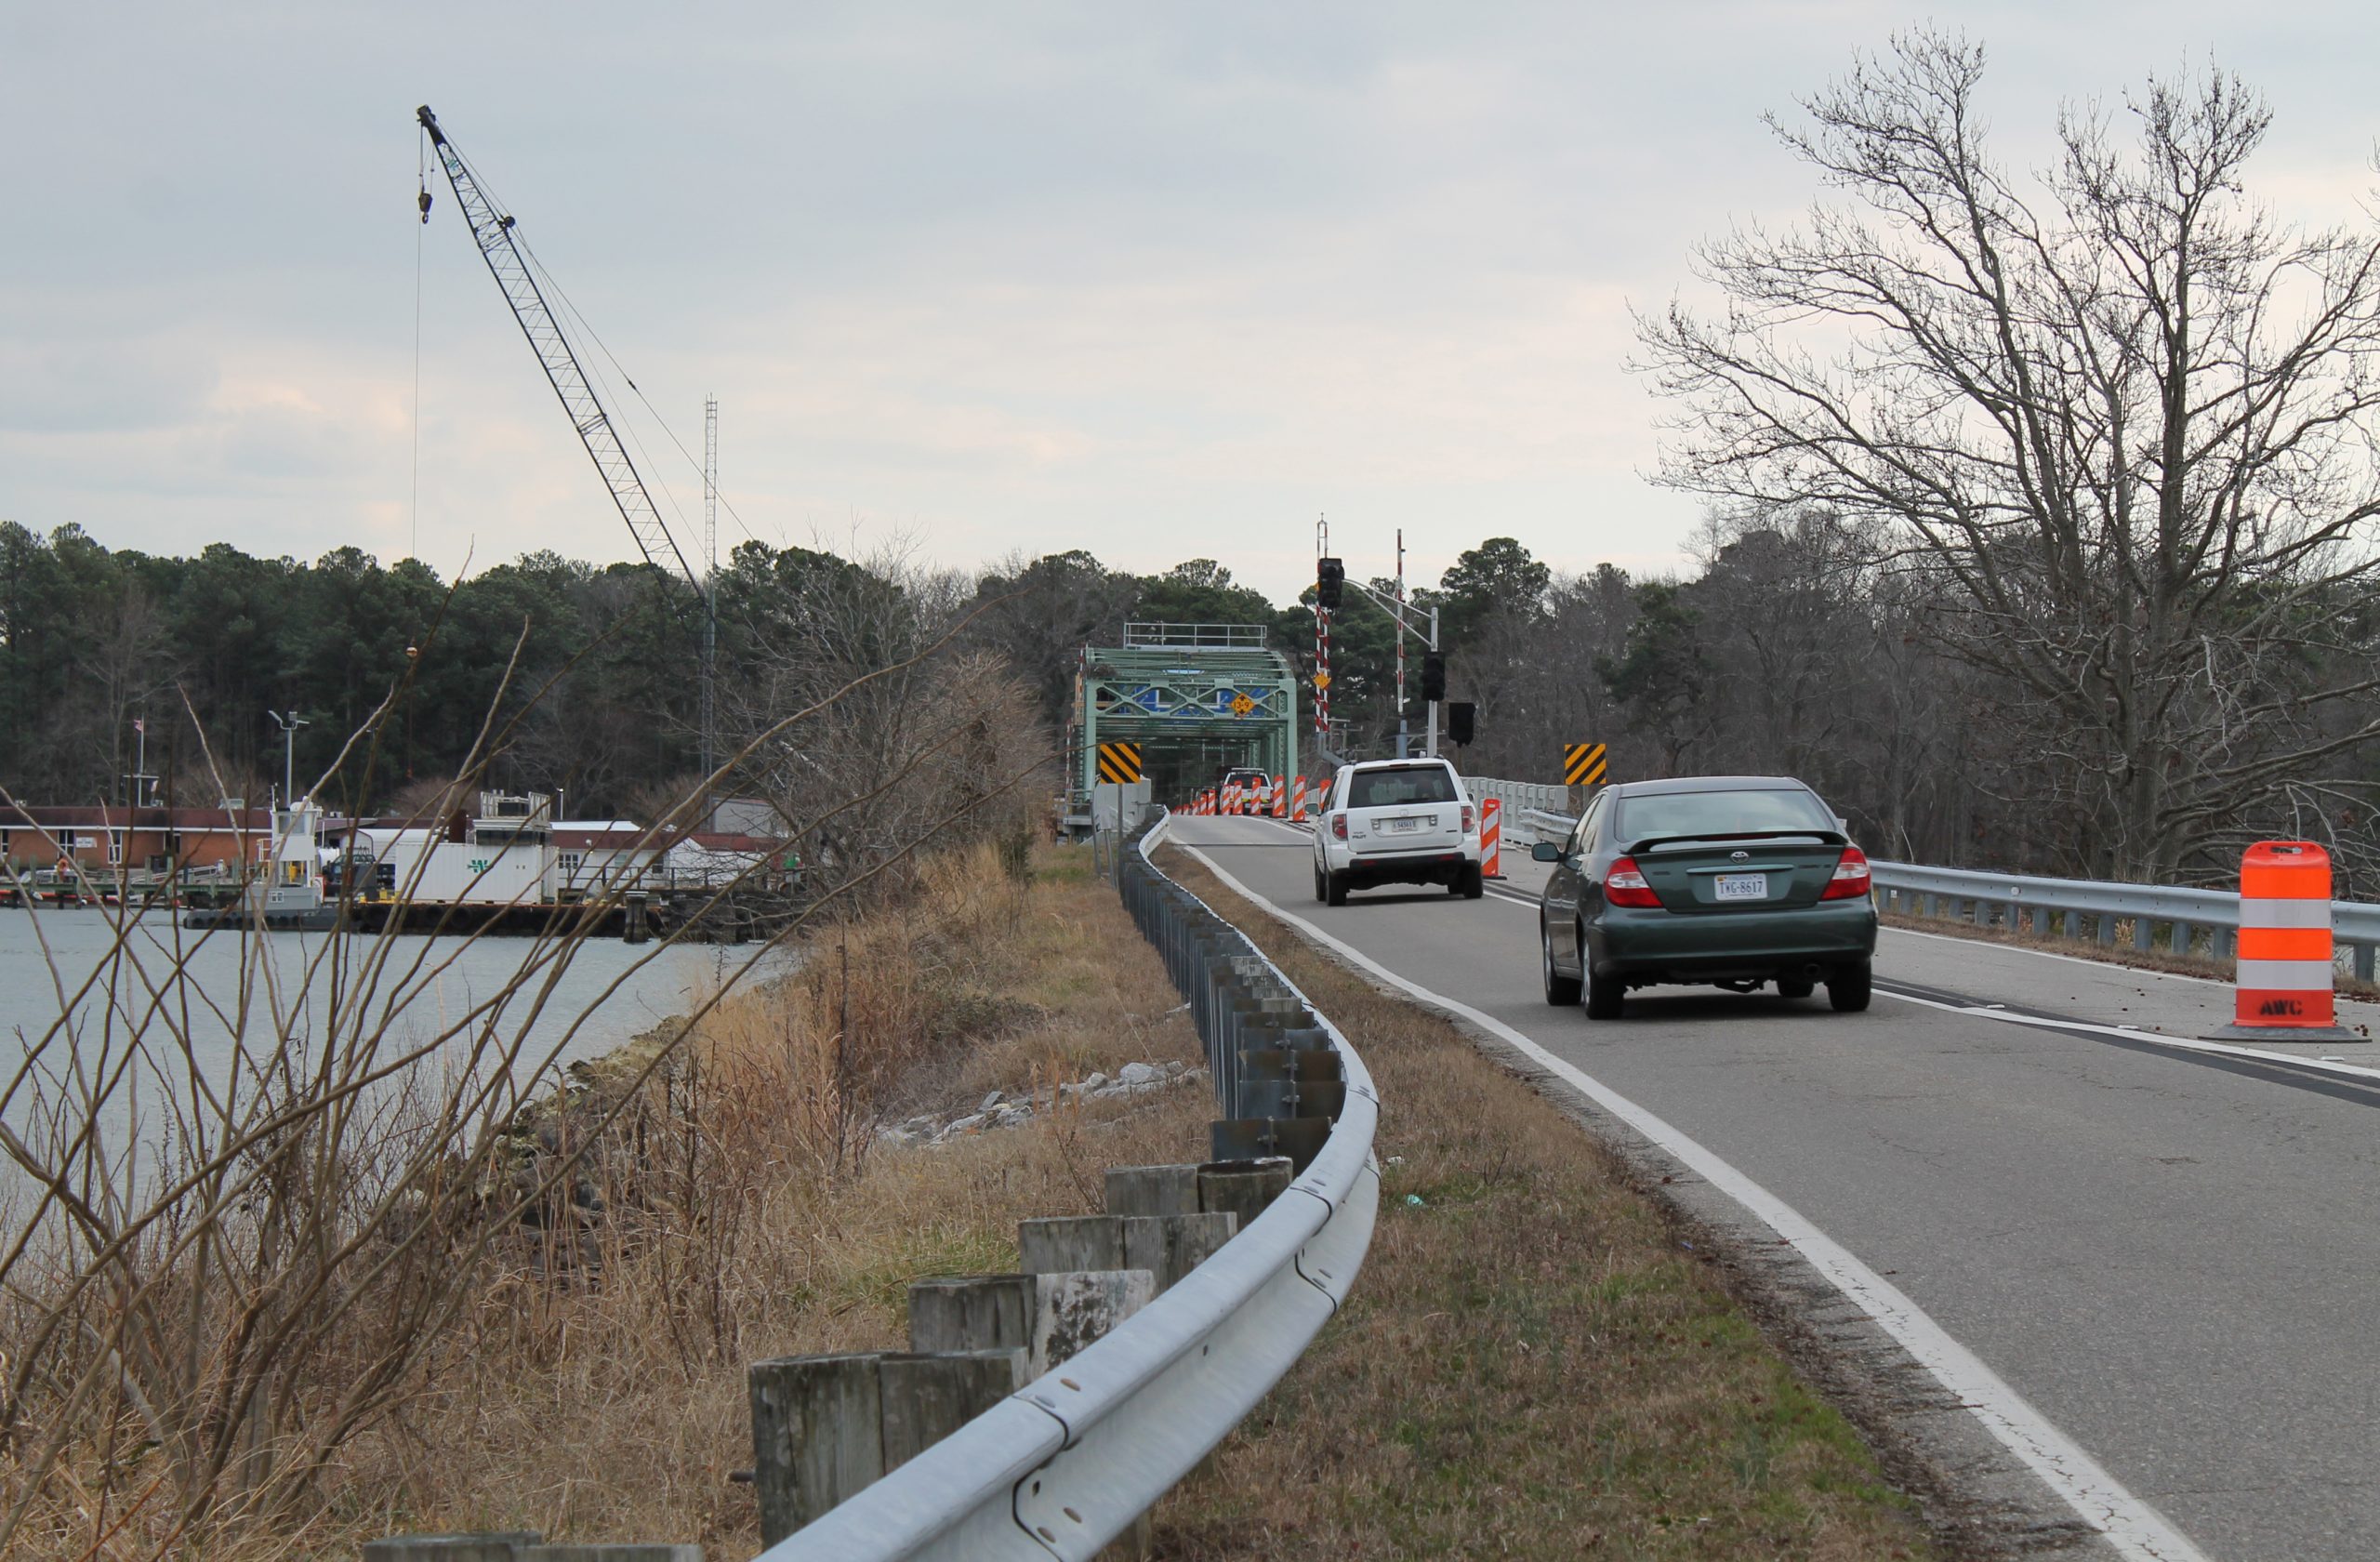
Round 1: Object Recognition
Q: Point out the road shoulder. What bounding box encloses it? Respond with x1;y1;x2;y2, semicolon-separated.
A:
1157;842;2120;1561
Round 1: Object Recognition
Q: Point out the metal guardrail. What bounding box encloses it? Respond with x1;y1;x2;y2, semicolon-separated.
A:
1455;774;2380;980
1868;859;2380;981
761;809;1380;1560
1458;776;1570;842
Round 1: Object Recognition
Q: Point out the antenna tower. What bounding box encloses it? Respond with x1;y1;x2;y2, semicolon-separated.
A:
702;394;720;782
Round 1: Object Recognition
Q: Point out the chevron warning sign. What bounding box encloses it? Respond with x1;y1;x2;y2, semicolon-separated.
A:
1563;742;1607;787
1096;741;1144;784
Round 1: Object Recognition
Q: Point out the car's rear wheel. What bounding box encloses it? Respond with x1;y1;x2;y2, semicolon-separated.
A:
1827;959;1872;1013
1541;921;1581;1006
1457;862;1485;899
1313;863;1328;904
1326;870;1349;907
1777;973;1815;999
1585;968;1625;1020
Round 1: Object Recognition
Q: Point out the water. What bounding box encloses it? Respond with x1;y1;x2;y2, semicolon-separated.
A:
0;906;789;1178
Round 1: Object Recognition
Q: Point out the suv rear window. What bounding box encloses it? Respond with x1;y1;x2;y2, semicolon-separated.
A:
1614;788;1831;841
1347;766;1458;808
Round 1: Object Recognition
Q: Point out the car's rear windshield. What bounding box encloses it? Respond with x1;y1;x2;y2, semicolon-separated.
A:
1348;766;1459;808
1614;787;1831;841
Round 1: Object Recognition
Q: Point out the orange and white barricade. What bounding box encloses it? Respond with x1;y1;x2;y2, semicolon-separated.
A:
1291;774;1308;820
2219;841;2352;1039
1479;797;1502;879
1273;774;1288;818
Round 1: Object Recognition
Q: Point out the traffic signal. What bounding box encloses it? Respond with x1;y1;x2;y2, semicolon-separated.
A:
1446;701;1475;746
1316;557;1344;610
1421;652;1447;702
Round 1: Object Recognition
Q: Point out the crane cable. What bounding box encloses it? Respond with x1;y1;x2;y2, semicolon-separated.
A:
412;126;430;563
432;131;768;556
512;236;767;551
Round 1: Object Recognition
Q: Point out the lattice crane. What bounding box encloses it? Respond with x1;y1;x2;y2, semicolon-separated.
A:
416;104;720;777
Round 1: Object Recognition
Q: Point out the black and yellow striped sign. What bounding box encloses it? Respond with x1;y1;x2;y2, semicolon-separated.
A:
1563;742;1607;787
1096;741;1144;783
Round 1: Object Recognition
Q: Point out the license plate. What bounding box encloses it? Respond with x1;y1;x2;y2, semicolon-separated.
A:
1388;816;1422;834
1714;873;1767;902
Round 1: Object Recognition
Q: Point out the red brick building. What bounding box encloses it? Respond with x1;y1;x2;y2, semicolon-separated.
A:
3;805;275;877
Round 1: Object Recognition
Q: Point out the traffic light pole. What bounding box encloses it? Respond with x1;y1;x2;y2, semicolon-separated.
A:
1424;603;1440;760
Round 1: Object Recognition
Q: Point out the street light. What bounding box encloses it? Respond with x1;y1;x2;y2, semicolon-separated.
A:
266;710;311;809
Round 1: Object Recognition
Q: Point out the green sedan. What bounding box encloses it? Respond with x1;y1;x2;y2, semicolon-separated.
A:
1532;775;1877;1019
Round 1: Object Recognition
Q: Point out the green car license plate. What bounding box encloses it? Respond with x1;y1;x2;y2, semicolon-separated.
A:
1714;872;1768;902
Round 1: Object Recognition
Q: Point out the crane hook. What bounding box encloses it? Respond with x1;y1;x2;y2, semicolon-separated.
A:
418;185;432;224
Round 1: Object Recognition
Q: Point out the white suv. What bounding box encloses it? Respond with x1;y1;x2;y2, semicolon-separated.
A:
1311;757;1483;906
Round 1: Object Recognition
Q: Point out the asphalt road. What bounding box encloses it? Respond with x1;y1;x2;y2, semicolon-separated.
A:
1169;814;2380;1562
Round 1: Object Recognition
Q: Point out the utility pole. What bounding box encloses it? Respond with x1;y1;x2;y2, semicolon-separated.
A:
1330;539;1438;761
1395;529;1408;759
266;710;310;810
1424;603;1441;760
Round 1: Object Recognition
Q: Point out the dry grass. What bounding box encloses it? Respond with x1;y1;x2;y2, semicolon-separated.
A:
1151;848;1937;1561
15;842;1210;1559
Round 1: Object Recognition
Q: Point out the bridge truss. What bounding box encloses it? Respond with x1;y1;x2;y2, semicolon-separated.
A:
1071;623;1300;812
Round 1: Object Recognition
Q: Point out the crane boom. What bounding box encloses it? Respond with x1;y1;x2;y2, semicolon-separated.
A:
416;104;719;773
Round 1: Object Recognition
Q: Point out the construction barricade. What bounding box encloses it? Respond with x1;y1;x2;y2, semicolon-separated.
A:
1291;774;1308;821
1479;797;1501;879
2215;841;2354;1039
1272;774;1288;818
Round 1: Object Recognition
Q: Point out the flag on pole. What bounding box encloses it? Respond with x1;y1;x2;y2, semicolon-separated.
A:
133;718;144;735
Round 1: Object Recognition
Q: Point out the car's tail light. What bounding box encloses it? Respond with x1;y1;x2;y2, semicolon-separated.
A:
1329;814;1348;841
1604;855;1660;907
1820;845;1871;900
1461;803;1475;834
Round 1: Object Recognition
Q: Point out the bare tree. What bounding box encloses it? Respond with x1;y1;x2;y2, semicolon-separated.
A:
1636;33;2380;878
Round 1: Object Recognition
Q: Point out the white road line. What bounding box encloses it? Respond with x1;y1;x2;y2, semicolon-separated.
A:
1176;837;2211;1562
1883;987;2380;1085
1886;922;2237;989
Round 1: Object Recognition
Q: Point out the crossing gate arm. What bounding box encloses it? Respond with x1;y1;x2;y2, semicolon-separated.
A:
762;810;1379;1560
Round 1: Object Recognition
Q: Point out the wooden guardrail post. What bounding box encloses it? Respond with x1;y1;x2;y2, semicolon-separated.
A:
747;1348;1027;1546
1197;1157;1293;1231
907;1272;1036;1354
1122;1211;1236;1291
747;1353;881;1544
1104;1163;1201;1217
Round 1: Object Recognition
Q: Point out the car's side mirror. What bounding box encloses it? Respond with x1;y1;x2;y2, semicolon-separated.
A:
1530;841;1562;863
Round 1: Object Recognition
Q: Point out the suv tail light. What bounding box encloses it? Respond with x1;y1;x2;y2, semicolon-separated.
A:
1329;814;1348;841
1461;803;1475;834
1604;855;1659;907
1820;845;1871;900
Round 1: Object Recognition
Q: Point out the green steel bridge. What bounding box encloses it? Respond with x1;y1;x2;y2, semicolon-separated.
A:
1070;623;1302;815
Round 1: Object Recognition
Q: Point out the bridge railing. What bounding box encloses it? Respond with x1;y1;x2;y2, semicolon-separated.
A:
1456;776;2380;981
760;807;1379;1559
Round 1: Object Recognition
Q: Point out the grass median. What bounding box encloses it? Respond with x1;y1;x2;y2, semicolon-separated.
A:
1151;846;1938;1561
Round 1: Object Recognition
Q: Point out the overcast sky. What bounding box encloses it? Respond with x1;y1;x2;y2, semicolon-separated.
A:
7;3;2379;603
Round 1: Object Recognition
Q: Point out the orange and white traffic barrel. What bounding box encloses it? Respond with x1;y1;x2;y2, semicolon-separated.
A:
2218;841;2353;1039
1479;797;1502;879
